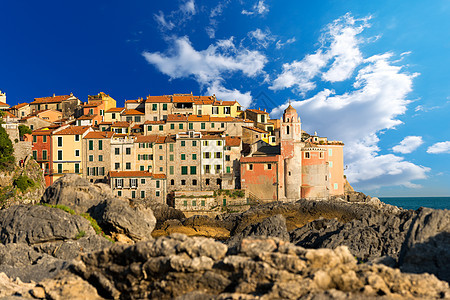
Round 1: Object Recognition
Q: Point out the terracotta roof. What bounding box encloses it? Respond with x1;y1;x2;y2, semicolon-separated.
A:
111;121;131;128
31;95;72;104
99;121;112;125
122;109;145;115
242;126;268;134
284;104;296;113
187;115;210;122
213;100;237;106
54;126;91;135
240;156;280;163
84;131;114;139
11;103;29;109
225;136;241;147
83;103;102;108
109;171;164;178
0;101;10;107
144;120;165;125
210;116;234;122
125;99;142;104
106;107;125;113
156;136;167;143
2;111;17;118
145;95;172;103
32;129;55;136
77;115;97;120
246;108;268;115
167;114;188;122
172;94;194;103
135;135;159;143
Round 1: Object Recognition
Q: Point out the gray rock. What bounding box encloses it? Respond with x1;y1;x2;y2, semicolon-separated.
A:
88;198;156;242
142;201;185;229
41;174;113;214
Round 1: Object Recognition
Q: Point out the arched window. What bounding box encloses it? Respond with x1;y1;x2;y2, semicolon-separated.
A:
287;125;290;135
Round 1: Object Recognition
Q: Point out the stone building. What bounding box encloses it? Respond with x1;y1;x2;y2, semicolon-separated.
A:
82;131;114;183
10;103;30;118
29;93;81;118
31;128;55;186
109;171;166;203
110;135;135;172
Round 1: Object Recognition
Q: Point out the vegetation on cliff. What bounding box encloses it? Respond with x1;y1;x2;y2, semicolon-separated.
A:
0;125;15;171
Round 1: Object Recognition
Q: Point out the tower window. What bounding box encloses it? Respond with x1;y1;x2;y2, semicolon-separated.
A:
287;126;290;135
305;152;310;159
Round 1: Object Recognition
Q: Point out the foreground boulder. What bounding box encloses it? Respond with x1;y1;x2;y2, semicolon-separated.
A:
41;174;113;214
59;235;449;299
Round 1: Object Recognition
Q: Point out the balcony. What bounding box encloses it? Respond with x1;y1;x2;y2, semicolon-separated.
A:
51;169;83;175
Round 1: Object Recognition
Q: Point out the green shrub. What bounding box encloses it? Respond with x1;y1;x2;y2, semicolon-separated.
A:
18;125;32;137
14;174;35;192
75;230;86;240
0;126;15;171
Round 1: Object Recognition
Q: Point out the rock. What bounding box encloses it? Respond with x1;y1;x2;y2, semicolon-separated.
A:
227;214;289;248
141;201;185;229
41;174;113;214
0;272;35;298
89;198;156;242
64;235;450;299
399;207;450;282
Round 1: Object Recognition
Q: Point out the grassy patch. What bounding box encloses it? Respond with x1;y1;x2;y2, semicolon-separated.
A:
13;174;35;192
75;230;86;240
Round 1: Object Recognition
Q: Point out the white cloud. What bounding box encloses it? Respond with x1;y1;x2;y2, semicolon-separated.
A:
270;14;370;93
242;0;269;16
154;11;175;31
276;37;296;49
392;136;424;154
180;0;196;15
427;141;450;154
247;28;276;48
142;36;266;107
269;21;428;190
206;81;252;107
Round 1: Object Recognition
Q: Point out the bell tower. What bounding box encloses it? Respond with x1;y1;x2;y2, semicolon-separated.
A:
280;103;303;201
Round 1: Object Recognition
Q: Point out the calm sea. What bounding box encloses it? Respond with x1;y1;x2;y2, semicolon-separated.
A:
378;197;450;210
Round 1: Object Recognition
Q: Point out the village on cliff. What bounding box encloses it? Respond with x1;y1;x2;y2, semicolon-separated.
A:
0;90;344;214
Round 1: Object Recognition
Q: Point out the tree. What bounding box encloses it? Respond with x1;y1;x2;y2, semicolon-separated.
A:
0;125;15;170
18;124;32;137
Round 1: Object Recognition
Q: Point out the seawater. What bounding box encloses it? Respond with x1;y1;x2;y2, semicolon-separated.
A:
378;197;450;210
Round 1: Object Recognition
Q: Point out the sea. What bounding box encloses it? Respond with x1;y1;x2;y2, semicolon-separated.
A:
378;197;450;210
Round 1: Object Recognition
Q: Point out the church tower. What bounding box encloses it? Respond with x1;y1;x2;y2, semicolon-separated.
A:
280;104;303;201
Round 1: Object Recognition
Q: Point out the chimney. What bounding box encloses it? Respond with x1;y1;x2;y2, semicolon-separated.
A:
53;93;55;97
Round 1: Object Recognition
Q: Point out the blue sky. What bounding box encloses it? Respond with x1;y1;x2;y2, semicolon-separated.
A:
1;0;450;196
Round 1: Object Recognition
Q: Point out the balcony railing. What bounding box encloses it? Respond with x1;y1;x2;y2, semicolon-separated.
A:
51;169;83;175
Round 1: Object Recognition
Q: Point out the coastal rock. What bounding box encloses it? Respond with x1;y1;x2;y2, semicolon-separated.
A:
89;198;156;242
66;235;450;299
41;174;113;214
142;201;185;229
0;272;35;298
399;207;450;282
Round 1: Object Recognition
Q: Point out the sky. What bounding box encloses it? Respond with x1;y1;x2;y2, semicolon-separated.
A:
1;0;450;197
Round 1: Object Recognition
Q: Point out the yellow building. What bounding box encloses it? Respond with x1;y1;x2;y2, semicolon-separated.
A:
104;107;124;123
52;126;93;181
88;92;117;111
211;100;243;118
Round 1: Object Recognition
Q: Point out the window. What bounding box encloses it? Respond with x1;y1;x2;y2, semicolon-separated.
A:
156;191;160;197
89;108;94;115
141;191;145;198
212;107;218;114
89;155;93;162
75;149;80;157
179;124;183;130
334;183;338;190
181;154;186;160
286;126;290;135
192;154;197;160
204;165;210;174
159;167;163;172
141;178;146;184
189;123;193;130
32;150;37;160
190;166;196;175
181;166;188;175
203;152;210;159
156;180;160;188
42;150;47;160
159;155;163;160
205;178;210;185
100;167;105;176
148;125;152;132
115;148;120;155
140;166;144;171
225;155;230;161
224;107;230;114
329;161;333;167
201;123;205;129
221;123;225;128
57;136;63;147
112;113;116;119
89;140;93;150
248;164;253;170
181;141;185;147
329;149;333;156
135;116;141;123
126;117;132;122
99;155;103;162
152;104;157;111
171;179;175;186
100;110;104;116
193;179;197;186
170;124;175;130
159;125;163;131
162;104;167;111
181;180;186;185
192;200;197;206
169;143;174;152
130;178;137;187
183;200;187;206
319;152;324;159
169;154;174;161
57;164;62;173
75;163;80;174
43;135;47;143
267;164;272;169
126;162;131;170
215;165;221;172
192;141;197;146
305;152;310;159
126;148;131;155
131;191;136;198
117;191;122;196
203;141;208;146
98;140;103;150
211;123;215;128
201;200;205;206
169;166;174;175
226;166;231;173
115;163;120;170
57;150;62;160
217;141;222;146
215;152;222;158
75;135;80;142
